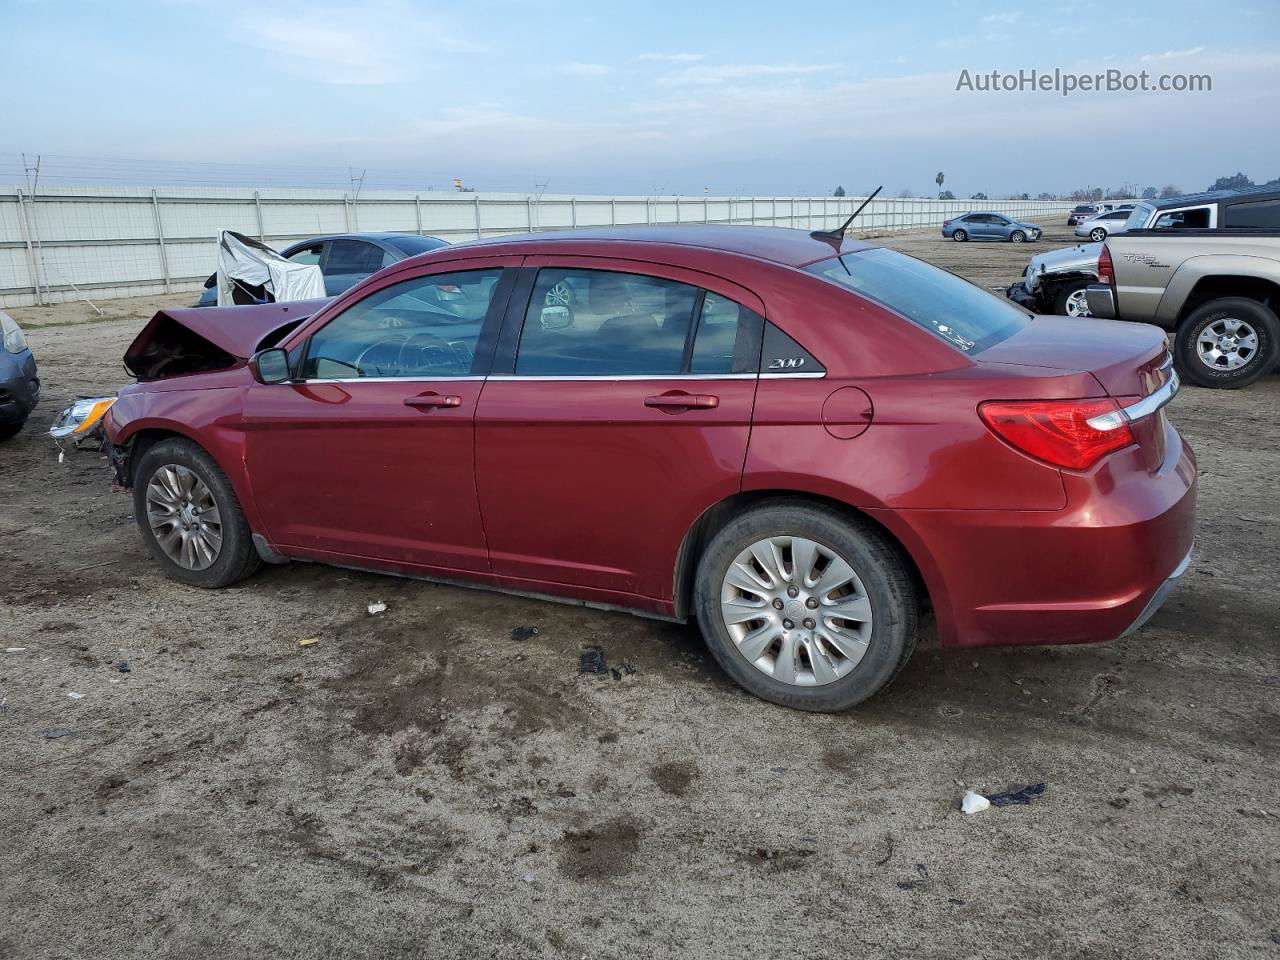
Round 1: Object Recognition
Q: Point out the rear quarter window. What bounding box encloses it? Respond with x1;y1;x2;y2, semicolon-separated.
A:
804;249;1028;353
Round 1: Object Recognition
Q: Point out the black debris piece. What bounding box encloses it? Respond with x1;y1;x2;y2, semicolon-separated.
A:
986;783;1047;807
511;626;539;642
44;729;74;739
610;667;622;681
578;646;608;675
621;660;636;675
116;660;131;673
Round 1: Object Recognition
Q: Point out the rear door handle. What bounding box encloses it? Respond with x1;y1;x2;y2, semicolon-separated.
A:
404;393;463;409
644;393;719;409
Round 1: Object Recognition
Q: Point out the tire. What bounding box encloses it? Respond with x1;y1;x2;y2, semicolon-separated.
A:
1010;230;1026;243
952;229;967;242
0;419;24;442
132;437;262;588
1089;227;1107;242
1174;297;1280;389
693;500;918;712
1053;280;1093;318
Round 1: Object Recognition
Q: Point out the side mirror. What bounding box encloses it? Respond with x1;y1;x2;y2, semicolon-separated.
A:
250;347;292;384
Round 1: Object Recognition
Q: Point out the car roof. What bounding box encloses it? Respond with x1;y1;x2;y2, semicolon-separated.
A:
1146;186;1280;210
446;224;876;269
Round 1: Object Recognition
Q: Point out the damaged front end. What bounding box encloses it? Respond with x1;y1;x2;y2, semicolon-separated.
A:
49;395;116;453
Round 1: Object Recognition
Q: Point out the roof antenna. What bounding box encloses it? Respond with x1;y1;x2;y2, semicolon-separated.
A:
810;185;882;248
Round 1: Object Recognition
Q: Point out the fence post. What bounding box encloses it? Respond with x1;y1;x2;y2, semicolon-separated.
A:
476;195;484;239
343;195;352;232
151;189;172;294
611;197;616;226
14;189;42;306
704;197;709;223
254;190;265;239
415;195;423;235
571;196;577;228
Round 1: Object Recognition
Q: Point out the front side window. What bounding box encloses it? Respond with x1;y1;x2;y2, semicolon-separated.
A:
301;269;502;379
1153;206;1211;230
805;248;1028;353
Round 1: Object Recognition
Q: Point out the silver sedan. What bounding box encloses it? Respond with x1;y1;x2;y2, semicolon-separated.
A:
1073;208;1134;242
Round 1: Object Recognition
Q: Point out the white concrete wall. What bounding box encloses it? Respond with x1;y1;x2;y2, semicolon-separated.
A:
0;186;1075;307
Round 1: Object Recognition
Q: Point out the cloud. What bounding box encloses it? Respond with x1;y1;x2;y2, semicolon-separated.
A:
981;11;1023;24
657;63;841;86
637;52;704;62
1140;46;1206;61
234;0;485;85
561;62;611;75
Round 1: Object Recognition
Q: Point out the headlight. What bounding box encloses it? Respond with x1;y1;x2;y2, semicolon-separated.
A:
1;311;27;354
50;396;116;442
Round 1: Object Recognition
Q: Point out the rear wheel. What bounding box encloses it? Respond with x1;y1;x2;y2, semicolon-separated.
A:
1089;227;1107;242
1174;297;1279;389
1054;281;1093;318
694;501;918;712
0;419;24;442
133;438;262;587
1010;230;1026;243
952;229;968;242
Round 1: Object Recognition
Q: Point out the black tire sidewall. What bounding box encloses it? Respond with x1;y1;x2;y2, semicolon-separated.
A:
1175;298;1280;389
133;438;259;588
693;503;916;712
0;419;25;441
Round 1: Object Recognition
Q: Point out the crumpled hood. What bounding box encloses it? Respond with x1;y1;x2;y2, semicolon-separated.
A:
124;299;328;380
1026;241;1102;277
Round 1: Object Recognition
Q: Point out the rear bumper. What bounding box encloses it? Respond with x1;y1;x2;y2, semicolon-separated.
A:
0;350;40;423
875;426;1197;649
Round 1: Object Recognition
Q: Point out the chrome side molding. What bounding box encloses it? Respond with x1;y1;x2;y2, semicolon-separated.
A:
1087;369;1180;432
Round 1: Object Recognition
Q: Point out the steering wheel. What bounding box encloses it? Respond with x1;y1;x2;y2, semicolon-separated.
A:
354;336;409;377
398;331;468;375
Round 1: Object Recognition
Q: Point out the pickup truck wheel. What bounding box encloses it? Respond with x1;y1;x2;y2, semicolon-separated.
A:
1054;281;1093;317
694;501;918;712
1010;230;1026;243
1175;298;1279;389
952;229;967;242
1089;227;1107;242
133;438;263;588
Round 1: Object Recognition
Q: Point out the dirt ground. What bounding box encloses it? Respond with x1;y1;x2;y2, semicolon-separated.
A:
2;222;1278;960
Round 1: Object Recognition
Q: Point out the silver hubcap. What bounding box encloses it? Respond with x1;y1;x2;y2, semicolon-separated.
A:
954;231;965;241
1091;229;1105;241
544;281;573;307
1065;288;1091;317
1196;317;1258;371
719;536;873;687
1011;232;1024;242
145;465;223;570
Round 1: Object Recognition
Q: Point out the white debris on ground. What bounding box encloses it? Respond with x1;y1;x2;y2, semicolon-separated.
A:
961;790;991;814
367;601;387;615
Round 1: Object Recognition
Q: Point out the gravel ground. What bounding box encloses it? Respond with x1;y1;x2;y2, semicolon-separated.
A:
2;222;1278;960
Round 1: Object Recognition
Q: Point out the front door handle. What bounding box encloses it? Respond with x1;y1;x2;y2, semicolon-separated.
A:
644;393;719;410
404;393;462;409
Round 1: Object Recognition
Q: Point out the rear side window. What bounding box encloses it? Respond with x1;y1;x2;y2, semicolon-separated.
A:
287;244;323;265
1223;198;1280;228
515;269;761;376
805;248;1028;353
326;239;386;275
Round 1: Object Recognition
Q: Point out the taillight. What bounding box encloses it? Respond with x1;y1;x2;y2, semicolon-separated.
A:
1097;244;1114;285
943;219;952;226
979;398;1135;470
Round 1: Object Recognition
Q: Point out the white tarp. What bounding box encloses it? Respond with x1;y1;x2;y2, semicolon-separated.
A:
215;230;325;307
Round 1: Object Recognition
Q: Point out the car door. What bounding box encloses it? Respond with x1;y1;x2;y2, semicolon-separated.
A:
988;215;1013;239
241;258;519;572
322;238;395;295
473;259;764;605
966;214;994;239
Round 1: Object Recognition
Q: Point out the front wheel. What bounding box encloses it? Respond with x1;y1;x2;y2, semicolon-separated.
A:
133;438;262;587
694;501;918;712
952;229;967;242
1175;298;1279;389
0;419;25;442
1010;230;1026;243
1054;281;1093;317
1089;227;1107;242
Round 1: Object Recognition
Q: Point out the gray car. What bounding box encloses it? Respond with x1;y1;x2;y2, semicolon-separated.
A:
0;311;39;441
1073;207;1134;242
941;211;1042;243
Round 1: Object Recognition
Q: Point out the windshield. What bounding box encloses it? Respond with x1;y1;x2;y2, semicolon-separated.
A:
1123;203;1155;231
805;249;1029;353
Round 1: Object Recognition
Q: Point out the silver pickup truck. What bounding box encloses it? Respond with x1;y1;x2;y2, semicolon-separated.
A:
1086;229;1280;388
1007;188;1280;319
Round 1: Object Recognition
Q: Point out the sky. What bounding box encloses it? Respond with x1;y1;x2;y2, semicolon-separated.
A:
2;0;1278;197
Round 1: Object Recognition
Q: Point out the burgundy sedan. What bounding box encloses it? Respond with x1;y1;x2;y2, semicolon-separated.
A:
101;225;1195;711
